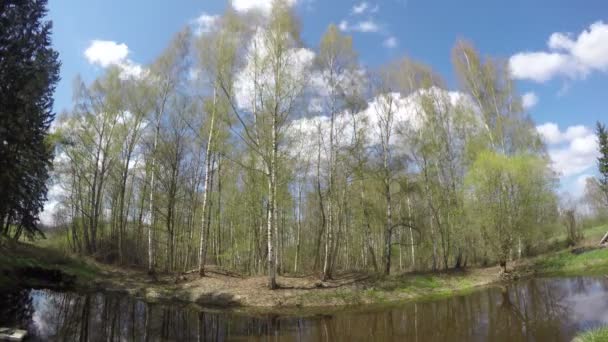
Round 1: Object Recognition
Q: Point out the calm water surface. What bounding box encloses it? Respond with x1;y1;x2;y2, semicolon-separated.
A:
1;276;608;341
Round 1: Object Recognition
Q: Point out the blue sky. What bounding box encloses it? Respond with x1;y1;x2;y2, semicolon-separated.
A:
47;0;608;196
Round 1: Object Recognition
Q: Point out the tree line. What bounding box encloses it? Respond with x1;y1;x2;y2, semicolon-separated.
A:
50;2;560;288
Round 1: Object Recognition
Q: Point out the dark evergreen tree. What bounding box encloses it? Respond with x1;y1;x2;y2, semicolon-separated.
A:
0;0;60;239
597;121;608;205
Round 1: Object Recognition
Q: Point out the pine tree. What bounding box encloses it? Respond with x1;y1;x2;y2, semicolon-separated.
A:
0;0;60;239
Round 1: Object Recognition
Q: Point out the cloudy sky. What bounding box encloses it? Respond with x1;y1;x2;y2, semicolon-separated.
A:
47;0;608;197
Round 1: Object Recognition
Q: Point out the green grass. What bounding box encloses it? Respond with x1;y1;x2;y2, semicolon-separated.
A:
574;327;608;342
354;225;608;306
394;274;481;301
523;223;608;276
33;230;73;250
374;274;443;291
582;224;608;243
301;271;488;307
531;247;608;276
0;240;98;288
544;224;606;249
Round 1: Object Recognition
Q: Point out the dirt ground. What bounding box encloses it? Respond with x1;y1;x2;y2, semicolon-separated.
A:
90;263;504;312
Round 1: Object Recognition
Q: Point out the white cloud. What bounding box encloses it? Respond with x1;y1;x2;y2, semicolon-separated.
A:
231;0;297;13
549;141;598;177
548;32;575;51
522;92;538;109
351;2;378;15
564;125;592;141
235;28;315;112
289;87;475;162
40;200;57;226
352;2;369;14
118;61;144;79
339;19;380;33
188;68;201;81
537;122;562;144
537;122;591;145
570;133;597;155
193;13;219;35
84;40;129;67
84;40;144;79
569;21;608;70
40;180;66;226
537;122;598;177
383;36;398;49
355;20;379;32
509;21;608;82
509;52;578;82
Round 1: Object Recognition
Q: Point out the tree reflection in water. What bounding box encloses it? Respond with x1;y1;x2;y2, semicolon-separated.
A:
0;276;607;341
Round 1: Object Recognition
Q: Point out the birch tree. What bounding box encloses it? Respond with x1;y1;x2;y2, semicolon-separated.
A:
216;2;311;288
315;24;358;280
145;29;190;274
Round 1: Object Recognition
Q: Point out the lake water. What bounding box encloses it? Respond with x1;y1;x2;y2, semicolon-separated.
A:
1;276;607;341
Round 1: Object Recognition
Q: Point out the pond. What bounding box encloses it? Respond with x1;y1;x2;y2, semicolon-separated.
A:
1;276;607;341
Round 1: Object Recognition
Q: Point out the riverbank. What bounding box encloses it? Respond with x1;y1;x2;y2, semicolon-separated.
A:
574;327;608;342
0;240;502;310
2;235;607;313
0;240;97;289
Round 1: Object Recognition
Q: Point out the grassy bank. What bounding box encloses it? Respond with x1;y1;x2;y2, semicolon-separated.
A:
581;224;608;242
0;240;98;289
130;266;503;313
279;268;499;313
528;247;608;276
574;327;608;342
523;223;608;276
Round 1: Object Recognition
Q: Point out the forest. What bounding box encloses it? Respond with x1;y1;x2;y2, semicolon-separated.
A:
36;2;604;290
5;1;608;340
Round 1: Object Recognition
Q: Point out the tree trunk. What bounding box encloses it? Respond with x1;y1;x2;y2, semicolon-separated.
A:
430;215;437;272
359;182;378;272
599;231;608;245
294;182;302;273
499;260;507;273
198;90;217;277
407;196;416;270
267;113;277;289
148;121;159;275
383;158;392;275
216;156;223;266
313;132;326;271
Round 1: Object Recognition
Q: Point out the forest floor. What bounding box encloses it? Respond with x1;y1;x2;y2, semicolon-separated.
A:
96;244;607;313
0;241;504;311
1;225;607;313
95;264;503;311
